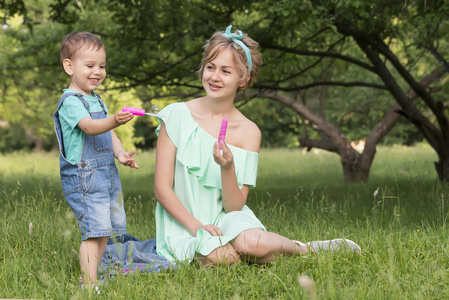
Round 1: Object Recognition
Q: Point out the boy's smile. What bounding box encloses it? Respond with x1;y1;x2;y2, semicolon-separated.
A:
64;45;106;96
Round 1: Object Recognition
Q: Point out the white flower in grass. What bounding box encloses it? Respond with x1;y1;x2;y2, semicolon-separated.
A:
29;223;33;235
373;187;380;198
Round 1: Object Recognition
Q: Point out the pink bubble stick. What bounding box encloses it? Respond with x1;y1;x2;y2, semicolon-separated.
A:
122;106;162;117
122;107;145;116
218;118;228;150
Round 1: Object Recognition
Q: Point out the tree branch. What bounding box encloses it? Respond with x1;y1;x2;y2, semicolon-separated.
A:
255;81;387;92
297;137;338;153
108;49;201;88
337;23;449;136
426;43;449;73
356;38;445;151
252;91;354;154
260;43;375;72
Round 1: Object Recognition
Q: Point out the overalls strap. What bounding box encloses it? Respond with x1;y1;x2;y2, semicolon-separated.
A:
92;92;107;116
53;92;107;156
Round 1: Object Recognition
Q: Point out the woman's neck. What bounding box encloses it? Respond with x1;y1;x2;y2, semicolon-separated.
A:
200;96;236;119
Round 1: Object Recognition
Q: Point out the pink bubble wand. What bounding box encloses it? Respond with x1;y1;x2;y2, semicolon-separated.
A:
122;106;165;117
218;118;228;150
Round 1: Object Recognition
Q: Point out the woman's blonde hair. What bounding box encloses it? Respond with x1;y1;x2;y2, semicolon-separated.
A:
198;26;262;93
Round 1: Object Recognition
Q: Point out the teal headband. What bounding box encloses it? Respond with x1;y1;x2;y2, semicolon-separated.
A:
222;25;252;72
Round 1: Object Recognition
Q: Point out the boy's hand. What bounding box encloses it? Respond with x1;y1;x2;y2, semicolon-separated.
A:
114;111;134;125
117;149;139;169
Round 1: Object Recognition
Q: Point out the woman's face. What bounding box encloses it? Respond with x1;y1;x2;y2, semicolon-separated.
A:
202;48;247;101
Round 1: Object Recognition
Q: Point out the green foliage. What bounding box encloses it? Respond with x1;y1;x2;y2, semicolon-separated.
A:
0;0;448;153
239;98;302;148
1;146;448;298
0;0;29;28
0;122;33;151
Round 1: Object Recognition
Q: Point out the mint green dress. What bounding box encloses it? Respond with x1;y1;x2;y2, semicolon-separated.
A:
155;103;266;262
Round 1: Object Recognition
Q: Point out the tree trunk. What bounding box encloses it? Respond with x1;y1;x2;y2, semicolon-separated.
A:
339;145;367;181
435;159;449;182
434;141;449;181
33;137;44;152
25;129;44;152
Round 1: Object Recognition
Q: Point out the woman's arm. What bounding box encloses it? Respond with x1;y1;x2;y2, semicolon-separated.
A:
214;122;262;213
214;142;248;212
155;122;221;236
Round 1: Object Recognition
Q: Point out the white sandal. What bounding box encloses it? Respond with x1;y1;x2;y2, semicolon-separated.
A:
306;239;361;253
293;240;314;253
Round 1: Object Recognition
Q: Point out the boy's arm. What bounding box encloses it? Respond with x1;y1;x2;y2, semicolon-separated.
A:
78;111;133;136
111;130;139;169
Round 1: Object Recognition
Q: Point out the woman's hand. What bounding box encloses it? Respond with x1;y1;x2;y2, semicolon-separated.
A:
194;224;223;237
213;141;233;169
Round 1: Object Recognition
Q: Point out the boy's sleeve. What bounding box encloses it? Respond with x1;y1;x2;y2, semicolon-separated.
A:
58;96;91;129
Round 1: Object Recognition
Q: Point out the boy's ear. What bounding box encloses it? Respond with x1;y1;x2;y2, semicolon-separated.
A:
63;59;74;76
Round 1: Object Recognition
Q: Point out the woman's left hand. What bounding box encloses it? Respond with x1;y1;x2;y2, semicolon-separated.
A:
213;141;233;169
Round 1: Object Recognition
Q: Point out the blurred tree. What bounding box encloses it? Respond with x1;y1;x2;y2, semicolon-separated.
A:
1;0;449;182
92;0;449;181
0;0;142;152
245;0;449;181
0;0;63;152
0;0;28;27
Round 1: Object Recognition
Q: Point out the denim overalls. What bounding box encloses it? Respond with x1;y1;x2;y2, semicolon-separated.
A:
53;92;126;241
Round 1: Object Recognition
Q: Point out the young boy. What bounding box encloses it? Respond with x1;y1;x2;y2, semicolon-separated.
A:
52;31;138;286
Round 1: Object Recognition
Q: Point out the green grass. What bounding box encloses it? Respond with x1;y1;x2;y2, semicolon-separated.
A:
1;145;449;299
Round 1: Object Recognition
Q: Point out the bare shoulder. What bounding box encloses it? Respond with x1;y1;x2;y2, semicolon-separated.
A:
232;113;261;153
185;98;204;119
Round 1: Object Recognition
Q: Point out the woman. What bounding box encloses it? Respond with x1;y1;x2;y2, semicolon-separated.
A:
154;25;360;266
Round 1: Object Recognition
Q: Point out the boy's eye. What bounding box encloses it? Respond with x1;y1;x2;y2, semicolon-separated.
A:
100;65;106;69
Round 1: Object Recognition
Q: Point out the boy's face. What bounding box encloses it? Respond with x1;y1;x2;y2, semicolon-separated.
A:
63;44;106;96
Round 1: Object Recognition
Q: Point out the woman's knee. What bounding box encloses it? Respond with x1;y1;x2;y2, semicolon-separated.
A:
231;229;271;257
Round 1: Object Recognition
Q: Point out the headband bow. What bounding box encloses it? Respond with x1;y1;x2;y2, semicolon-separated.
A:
222;25;252;72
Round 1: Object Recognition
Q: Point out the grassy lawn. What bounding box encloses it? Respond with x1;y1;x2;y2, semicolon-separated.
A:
1;144;448;299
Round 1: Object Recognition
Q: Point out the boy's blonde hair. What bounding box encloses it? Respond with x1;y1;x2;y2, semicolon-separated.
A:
59;31;104;68
198;27;262;93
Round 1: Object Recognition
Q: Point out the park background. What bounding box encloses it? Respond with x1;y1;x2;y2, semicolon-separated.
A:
1;0;449;299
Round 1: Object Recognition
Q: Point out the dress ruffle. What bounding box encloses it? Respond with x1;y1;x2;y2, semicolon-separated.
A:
156;103;258;190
